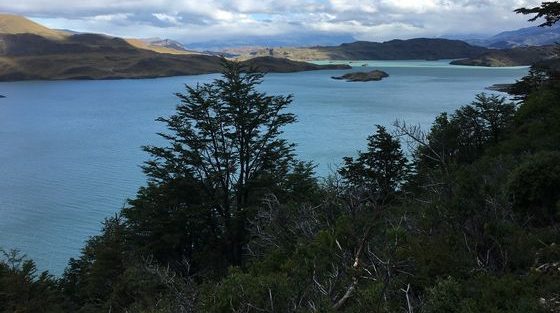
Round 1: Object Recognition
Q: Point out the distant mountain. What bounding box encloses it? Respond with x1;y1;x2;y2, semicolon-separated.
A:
0;15;348;81
186;33;355;51
234;39;489;61
0;33;347;81
466;25;560;48
320;39;488;60
125;37;200;55
450;45;558;67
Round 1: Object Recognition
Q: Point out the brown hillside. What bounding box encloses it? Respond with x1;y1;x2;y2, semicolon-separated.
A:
0;14;67;40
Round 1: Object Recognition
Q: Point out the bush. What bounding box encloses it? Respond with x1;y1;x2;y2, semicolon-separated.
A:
508;152;560;225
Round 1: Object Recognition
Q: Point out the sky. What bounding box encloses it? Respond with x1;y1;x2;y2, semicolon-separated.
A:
0;0;545;47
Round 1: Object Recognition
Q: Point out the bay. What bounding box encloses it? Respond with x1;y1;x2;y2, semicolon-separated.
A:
0;60;528;274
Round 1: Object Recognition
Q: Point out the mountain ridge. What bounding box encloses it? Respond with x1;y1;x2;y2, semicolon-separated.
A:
450;45;559;67
0;13;556;81
465;24;560;48
0;14;349;81
232;38;489;61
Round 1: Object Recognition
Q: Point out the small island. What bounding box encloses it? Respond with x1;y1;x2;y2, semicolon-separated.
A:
332;70;389;82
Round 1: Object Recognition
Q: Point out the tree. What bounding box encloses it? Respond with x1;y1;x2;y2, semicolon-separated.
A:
0;249;64;313
414;94;515;167
61;215;129;311
515;1;560;27
509;66;552;100
339;125;409;203
508;152;560;225
124;59;297;273
513;2;560;106
464;93;516;144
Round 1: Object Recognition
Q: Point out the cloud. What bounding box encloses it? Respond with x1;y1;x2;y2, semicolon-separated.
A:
0;0;545;45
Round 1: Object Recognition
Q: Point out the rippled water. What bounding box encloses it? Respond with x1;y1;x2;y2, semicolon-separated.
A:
0;60;528;274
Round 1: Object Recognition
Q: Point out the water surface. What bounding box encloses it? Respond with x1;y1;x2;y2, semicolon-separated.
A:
0;60;528;274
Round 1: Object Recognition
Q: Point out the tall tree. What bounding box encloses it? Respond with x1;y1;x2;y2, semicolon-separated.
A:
339;125;409;203
415;94;515;167
125;60;297;271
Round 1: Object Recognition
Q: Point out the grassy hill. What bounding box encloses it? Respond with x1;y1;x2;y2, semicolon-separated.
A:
0;14;66;40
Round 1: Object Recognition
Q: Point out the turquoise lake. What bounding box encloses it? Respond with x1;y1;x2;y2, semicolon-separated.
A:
0;60;528;274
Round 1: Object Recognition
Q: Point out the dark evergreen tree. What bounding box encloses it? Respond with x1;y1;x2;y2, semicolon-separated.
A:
508;151;560;225
417;93;515;167
339;125;409;202
509;66;552;100
124;59;297;274
61;215;129;311
515;1;560;26
0;250;64;313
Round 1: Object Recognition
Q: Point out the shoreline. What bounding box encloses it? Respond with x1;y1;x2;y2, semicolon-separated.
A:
310;59;532;69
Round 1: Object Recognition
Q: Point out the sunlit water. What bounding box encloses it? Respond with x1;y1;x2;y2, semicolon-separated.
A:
0;60;528;274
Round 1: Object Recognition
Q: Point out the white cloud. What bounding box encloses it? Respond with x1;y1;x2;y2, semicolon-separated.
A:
152;13;181;25
0;0;547;45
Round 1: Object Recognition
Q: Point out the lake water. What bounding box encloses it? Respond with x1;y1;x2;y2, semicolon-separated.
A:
0;60;528;274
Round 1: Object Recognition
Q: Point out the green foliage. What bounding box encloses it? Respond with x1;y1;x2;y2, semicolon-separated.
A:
123;179;227;276
339;125;410;202
509;66;552;100
198;269;296;313
417;93;516;168
515;1;560;27
124;59;301;275
508;151;560;224
0;249;64;313
503;85;560;153
424;275;545;313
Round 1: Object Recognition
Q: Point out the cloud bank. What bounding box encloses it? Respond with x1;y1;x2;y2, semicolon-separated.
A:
0;0;544;47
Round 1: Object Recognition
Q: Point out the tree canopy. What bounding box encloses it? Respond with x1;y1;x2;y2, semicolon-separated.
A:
515;1;560;26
